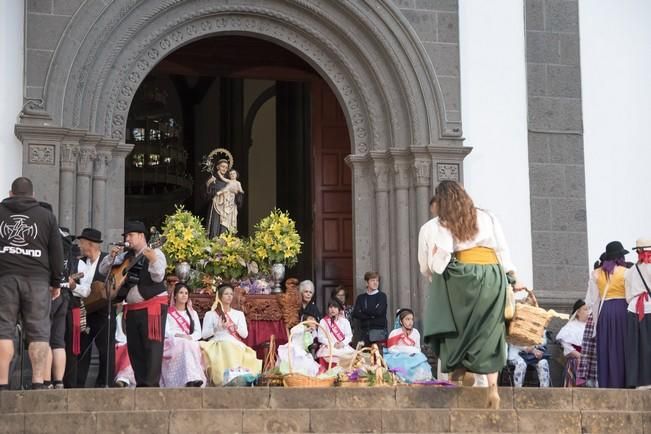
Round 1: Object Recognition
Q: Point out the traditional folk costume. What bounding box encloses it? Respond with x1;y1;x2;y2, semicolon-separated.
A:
114;311;135;387
316;316;355;367
384;327;433;383
624;241;651;389
576;313;598;387
556;311;586;387
99;223;168;387
200;308;261;385
585;259;629;388
277;323;320;376
161;306;206;387
418;208;511;375
507;340;551;388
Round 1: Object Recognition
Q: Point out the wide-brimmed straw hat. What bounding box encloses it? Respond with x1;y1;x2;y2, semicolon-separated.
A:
633;238;651;251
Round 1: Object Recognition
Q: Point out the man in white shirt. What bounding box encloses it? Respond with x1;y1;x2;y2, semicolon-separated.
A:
64;227;111;387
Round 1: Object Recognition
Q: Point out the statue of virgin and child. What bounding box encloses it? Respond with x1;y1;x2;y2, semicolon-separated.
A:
204;149;244;238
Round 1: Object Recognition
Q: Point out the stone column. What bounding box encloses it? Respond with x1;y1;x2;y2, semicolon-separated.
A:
92;150;112;235
371;153;392;303
392;151;412;310
344;154;374;291
59;144;78;232
413;152;431;320
76;145;96;232
104;142;134;243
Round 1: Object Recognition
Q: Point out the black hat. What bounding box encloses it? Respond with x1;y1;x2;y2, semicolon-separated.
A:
571;299;585;316
77;227;103;243
122;220;146;236
601;241;629;261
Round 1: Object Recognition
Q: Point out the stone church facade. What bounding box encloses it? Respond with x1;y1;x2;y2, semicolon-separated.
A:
14;0;589;313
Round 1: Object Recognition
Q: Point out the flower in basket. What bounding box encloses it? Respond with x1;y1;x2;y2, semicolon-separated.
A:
250;209;302;272
161;206;209;272
200;232;257;282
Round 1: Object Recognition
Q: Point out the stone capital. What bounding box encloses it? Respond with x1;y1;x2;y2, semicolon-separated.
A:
393;159;411;190
93;151;112;180
371;153;391;192
60;144;79;172
77;146;96;176
413;158;431;187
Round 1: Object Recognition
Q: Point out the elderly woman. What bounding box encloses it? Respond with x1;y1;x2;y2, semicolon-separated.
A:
584;241;630;388
625;238;651;389
418;181;523;408
556;299;589;387
200;284;261;385
298;280;321;321
160;283;206;387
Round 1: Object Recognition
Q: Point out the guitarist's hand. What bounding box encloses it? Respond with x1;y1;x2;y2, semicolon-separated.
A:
50;286;61;300
68;276;77;290
142;247;157;263
110;246;122;258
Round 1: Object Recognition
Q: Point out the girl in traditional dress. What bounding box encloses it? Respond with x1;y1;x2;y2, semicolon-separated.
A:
584;241;630;388
160;283;206;387
417;181;523;408
200;284;261;385
316;300;355;368
277;304;321;376
624;238;651;389
384;308;433;383
556;299;588;387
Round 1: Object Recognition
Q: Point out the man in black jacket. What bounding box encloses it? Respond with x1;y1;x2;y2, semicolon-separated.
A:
0;177;64;390
352;271;388;348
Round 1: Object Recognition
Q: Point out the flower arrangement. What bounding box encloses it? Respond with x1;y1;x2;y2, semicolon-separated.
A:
201;232;258;282
161;206;208;272
250;209;302;272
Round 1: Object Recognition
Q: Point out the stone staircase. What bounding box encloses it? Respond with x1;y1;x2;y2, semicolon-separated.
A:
1;386;649;433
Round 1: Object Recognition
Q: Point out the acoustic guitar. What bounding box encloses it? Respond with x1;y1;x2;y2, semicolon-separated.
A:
85;235;166;313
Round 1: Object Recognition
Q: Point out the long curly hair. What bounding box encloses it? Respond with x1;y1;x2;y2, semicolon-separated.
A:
434;181;478;242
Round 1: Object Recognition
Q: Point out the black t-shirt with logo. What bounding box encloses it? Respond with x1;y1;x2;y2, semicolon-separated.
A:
0;196;64;287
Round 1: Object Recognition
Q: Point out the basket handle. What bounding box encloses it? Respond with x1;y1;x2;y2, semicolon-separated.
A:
263;334;277;372
347;344;371;371
287;320;333;373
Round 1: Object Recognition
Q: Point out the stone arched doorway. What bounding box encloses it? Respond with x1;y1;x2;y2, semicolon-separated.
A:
15;1;470;318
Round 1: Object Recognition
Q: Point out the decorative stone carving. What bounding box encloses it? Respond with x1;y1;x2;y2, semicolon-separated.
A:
437;163;460;182
93;151;112;180
28;145;55;165
393;159;411;190
373;159;391;192
77;147;96;176
413;158;431;187
60;144;79;172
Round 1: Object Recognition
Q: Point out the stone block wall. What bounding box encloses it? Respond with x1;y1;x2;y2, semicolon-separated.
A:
525;0;588;307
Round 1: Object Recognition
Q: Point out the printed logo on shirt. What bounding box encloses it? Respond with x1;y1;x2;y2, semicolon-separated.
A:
0;214;42;257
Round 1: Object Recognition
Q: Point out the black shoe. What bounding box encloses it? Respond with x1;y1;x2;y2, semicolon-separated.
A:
185;380;203;387
115;380;128;388
31;383;46;390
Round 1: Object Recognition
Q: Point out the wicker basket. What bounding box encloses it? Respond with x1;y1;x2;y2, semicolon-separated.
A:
258;335;284;387
283;320;336;387
337;345;393;387
507;290;552;347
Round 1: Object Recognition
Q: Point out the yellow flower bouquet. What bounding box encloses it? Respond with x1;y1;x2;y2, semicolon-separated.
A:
250;209;302;272
161;206;208;272
201;232;258;281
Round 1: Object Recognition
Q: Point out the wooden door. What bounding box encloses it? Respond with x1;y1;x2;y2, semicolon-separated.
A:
312;80;354;309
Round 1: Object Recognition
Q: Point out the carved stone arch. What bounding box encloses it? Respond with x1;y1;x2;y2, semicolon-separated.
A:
41;0;454;153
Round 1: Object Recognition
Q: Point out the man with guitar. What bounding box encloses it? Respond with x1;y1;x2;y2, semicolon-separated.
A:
100;221;167;387
64;227;113;387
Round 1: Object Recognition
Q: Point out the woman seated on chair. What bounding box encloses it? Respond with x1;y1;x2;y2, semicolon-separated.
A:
161;283;207;387
200;284;261;386
556;299;588;387
384;308;433;383
277;304;321;376
316;299;355;369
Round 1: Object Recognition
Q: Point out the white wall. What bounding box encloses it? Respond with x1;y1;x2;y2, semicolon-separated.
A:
580;0;651;263
0;1;24;192
458;1;533;284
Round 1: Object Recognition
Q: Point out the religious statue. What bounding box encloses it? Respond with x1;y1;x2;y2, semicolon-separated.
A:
203;148;244;237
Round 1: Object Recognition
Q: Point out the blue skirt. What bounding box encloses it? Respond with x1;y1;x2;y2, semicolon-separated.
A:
383;351;433;383
596;299;628;388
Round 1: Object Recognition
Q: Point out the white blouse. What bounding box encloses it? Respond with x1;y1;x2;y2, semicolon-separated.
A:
625;263;651;314
387;328;422;354
165;308;202;341
201;308;249;346
418;208;516;277
555;319;586;356
318;317;352;345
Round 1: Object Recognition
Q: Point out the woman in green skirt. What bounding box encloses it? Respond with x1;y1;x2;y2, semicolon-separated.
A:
417;181;523;408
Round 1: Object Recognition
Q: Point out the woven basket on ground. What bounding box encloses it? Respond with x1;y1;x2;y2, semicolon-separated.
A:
337;345;394;387
507;289;552;347
283;320;336;387
258;335;284;387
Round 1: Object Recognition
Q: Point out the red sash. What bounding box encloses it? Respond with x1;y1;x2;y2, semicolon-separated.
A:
123;295;168;341
387;330;416;348
71;307;81;356
224;311;244;342
326;317;346;342
169;307;191;335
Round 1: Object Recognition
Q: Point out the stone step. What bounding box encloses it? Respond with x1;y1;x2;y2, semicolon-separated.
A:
1;387;649;433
